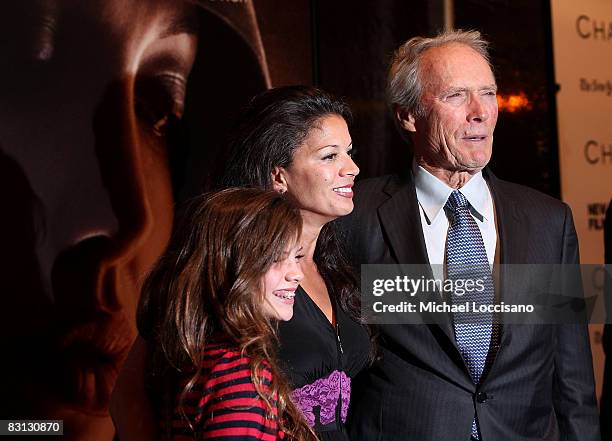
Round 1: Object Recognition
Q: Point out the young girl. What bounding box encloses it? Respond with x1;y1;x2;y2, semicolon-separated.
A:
138;188;316;440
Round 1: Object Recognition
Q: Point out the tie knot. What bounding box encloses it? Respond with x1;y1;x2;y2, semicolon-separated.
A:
445;190;469;212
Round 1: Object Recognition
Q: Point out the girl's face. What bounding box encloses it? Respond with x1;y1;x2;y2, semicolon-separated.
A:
262;243;304;321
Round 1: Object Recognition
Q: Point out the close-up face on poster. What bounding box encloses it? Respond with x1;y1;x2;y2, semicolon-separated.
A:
0;1;272;439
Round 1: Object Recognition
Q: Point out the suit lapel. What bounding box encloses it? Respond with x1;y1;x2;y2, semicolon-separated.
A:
377;174;429;265
486;169;527;266
377;174;459;348
483;169;528;374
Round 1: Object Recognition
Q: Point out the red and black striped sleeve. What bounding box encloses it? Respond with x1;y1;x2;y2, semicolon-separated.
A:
167;344;284;441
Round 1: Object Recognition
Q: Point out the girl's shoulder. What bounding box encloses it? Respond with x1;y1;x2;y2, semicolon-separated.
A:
200;342;273;385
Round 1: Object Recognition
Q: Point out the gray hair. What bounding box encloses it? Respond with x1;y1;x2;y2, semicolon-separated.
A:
387;29;492;119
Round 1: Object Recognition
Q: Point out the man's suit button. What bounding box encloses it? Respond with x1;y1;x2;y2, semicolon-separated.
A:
476;392;488;403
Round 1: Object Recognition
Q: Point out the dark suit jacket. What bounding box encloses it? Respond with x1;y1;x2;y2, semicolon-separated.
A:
339;169;600;441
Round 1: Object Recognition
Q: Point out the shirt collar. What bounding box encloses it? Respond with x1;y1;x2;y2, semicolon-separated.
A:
413;161;492;224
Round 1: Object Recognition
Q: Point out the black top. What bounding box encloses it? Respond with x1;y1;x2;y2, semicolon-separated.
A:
278;286;370;441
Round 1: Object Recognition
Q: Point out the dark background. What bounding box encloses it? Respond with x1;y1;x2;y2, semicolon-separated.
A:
179;0;560;201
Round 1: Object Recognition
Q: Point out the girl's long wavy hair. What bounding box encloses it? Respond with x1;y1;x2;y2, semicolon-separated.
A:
137;188;315;440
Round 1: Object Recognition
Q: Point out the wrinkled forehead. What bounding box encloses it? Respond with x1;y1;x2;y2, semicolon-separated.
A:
420;42;493;71
419;43;496;92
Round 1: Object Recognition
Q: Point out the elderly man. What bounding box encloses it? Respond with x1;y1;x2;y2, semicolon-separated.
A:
342;30;600;441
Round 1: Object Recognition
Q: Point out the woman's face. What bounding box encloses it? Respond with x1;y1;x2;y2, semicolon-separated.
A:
262;244;304;321
276;115;359;225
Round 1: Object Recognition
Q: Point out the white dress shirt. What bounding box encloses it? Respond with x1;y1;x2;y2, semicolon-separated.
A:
413;162;497;266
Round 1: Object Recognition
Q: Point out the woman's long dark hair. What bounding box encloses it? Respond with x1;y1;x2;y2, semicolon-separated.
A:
220;85;361;319
137;188;315;440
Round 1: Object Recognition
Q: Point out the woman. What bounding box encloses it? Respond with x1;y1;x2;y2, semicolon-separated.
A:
139;188;315;440
112;86;371;440
221;86;371;440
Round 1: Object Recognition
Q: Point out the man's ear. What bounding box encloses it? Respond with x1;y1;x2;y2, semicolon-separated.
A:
395;105;417;133
271;166;288;194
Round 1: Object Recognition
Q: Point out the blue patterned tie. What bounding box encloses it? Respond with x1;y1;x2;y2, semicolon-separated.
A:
445;190;494;440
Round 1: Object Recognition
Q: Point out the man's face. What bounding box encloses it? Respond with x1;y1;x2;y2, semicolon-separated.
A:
407;43;498;173
0;1;197;439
